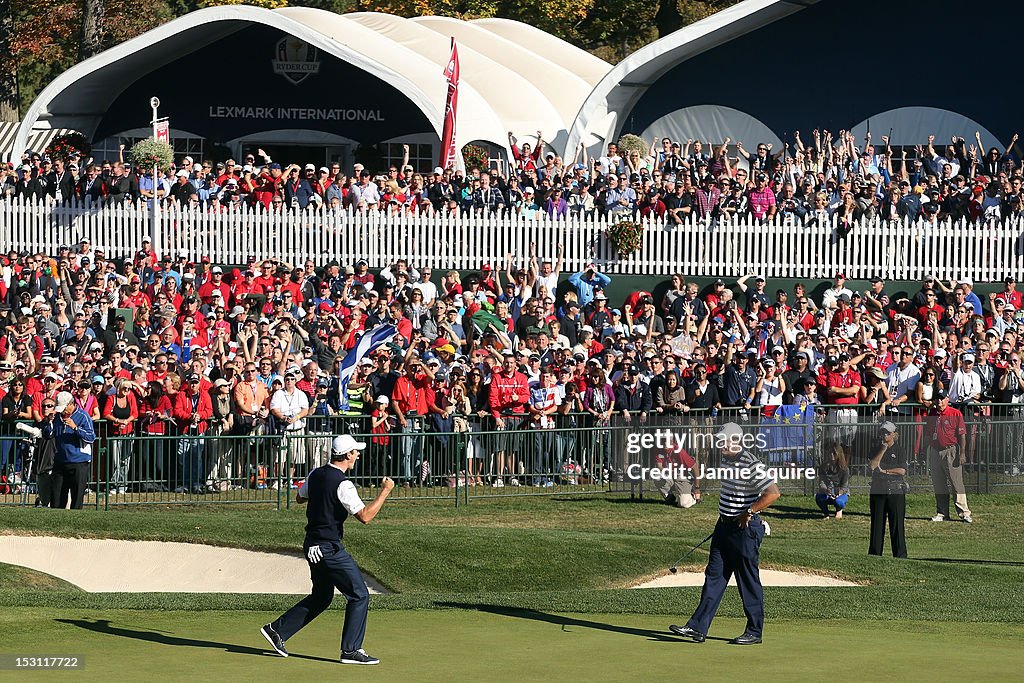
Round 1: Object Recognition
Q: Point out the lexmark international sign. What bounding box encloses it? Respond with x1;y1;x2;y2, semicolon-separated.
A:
208;106;386;122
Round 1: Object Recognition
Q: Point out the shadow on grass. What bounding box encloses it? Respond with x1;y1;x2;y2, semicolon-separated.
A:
54;618;338;664
917;558;1024;567
435;603;731;643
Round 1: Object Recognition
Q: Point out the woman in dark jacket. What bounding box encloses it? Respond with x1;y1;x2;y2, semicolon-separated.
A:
654;370;688;419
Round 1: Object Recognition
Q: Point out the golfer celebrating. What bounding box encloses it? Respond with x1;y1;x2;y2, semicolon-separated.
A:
261;434;394;665
670;422;780;645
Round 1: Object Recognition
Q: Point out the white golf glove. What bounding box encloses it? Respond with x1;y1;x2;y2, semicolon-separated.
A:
307;545;323;564
763;520;771;537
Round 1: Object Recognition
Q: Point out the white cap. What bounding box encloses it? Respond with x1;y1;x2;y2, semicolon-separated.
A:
433;166;445;175
242;164;253;173
716;422;743;439
879;421;897;434
304;163;316;170
183;156;194;165
54;391;75;412
175;170;188;178
375;395;390;405
960;277;973;287
331;434;367;454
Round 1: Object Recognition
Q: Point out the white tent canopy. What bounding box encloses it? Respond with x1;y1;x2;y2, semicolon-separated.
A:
564;0;817;159
639;105;783;153
13;6;611;163
848;108;1004;149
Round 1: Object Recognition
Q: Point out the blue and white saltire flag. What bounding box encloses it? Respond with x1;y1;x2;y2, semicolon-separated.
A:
337;323;398;411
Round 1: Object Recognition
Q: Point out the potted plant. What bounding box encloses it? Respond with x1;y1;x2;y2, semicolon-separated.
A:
606;220;644;256
461;144;489;172
127;137;174;172
44;132;91;162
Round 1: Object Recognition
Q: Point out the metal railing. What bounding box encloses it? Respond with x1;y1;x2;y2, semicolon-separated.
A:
3;195;1024;281
1;405;1022;508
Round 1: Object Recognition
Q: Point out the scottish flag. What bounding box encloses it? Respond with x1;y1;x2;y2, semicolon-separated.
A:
338;324;397;410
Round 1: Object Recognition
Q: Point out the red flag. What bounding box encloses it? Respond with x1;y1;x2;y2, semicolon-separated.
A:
439;38;459;171
155;120;170;144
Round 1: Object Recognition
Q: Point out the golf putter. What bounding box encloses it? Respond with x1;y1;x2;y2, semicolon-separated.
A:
668;531;715;574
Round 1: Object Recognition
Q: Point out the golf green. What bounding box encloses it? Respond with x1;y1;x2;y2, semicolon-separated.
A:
5;608;1021;681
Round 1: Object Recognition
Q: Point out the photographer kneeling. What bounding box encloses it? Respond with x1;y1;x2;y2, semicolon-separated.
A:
653;446;701;509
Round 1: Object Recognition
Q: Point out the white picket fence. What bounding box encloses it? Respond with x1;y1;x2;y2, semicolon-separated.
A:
1;196;1022;281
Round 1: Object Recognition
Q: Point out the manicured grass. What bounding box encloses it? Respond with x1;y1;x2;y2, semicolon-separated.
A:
0;563;80;592
4;608;1022;682
0;494;1021;622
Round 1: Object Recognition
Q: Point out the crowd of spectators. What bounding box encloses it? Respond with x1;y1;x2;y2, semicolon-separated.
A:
2;221;1024;505
3;128;1024;230
2;126;1024;502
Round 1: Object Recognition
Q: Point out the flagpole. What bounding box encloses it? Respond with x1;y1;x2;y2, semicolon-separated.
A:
149;97;160;252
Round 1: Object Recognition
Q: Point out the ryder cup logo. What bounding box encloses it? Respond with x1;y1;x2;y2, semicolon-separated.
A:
273;37;320;85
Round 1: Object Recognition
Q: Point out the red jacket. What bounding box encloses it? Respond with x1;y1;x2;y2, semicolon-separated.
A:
489;370;529;419
102;392;139;435
173;388;213;434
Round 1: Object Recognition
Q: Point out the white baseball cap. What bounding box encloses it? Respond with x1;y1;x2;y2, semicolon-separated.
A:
716;422;743;440
331;434;367;454
54;391;75;413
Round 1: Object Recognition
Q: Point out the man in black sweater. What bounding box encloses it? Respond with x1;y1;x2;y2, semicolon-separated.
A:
260;435;394;665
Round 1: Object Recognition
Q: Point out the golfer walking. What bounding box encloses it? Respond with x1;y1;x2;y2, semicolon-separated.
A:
261;434;394;665
670;422;780;645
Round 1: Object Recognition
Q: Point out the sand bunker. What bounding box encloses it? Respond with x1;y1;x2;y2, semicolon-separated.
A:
632;569;858;589
0;535;388;594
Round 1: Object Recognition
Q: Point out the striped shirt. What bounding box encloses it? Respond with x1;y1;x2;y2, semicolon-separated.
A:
719;451;776;517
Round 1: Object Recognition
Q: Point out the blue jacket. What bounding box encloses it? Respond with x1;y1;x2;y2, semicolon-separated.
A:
44;407;96;464
284;178;314;209
568;270;612;308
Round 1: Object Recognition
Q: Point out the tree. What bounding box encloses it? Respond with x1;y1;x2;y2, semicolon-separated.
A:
9;0;172;113
0;0;18;121
199;0;289;8
79;0;105;61
654;0;684;37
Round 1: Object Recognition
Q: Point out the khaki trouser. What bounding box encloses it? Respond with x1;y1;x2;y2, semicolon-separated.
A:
658;478;697;508
929;445;971;517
